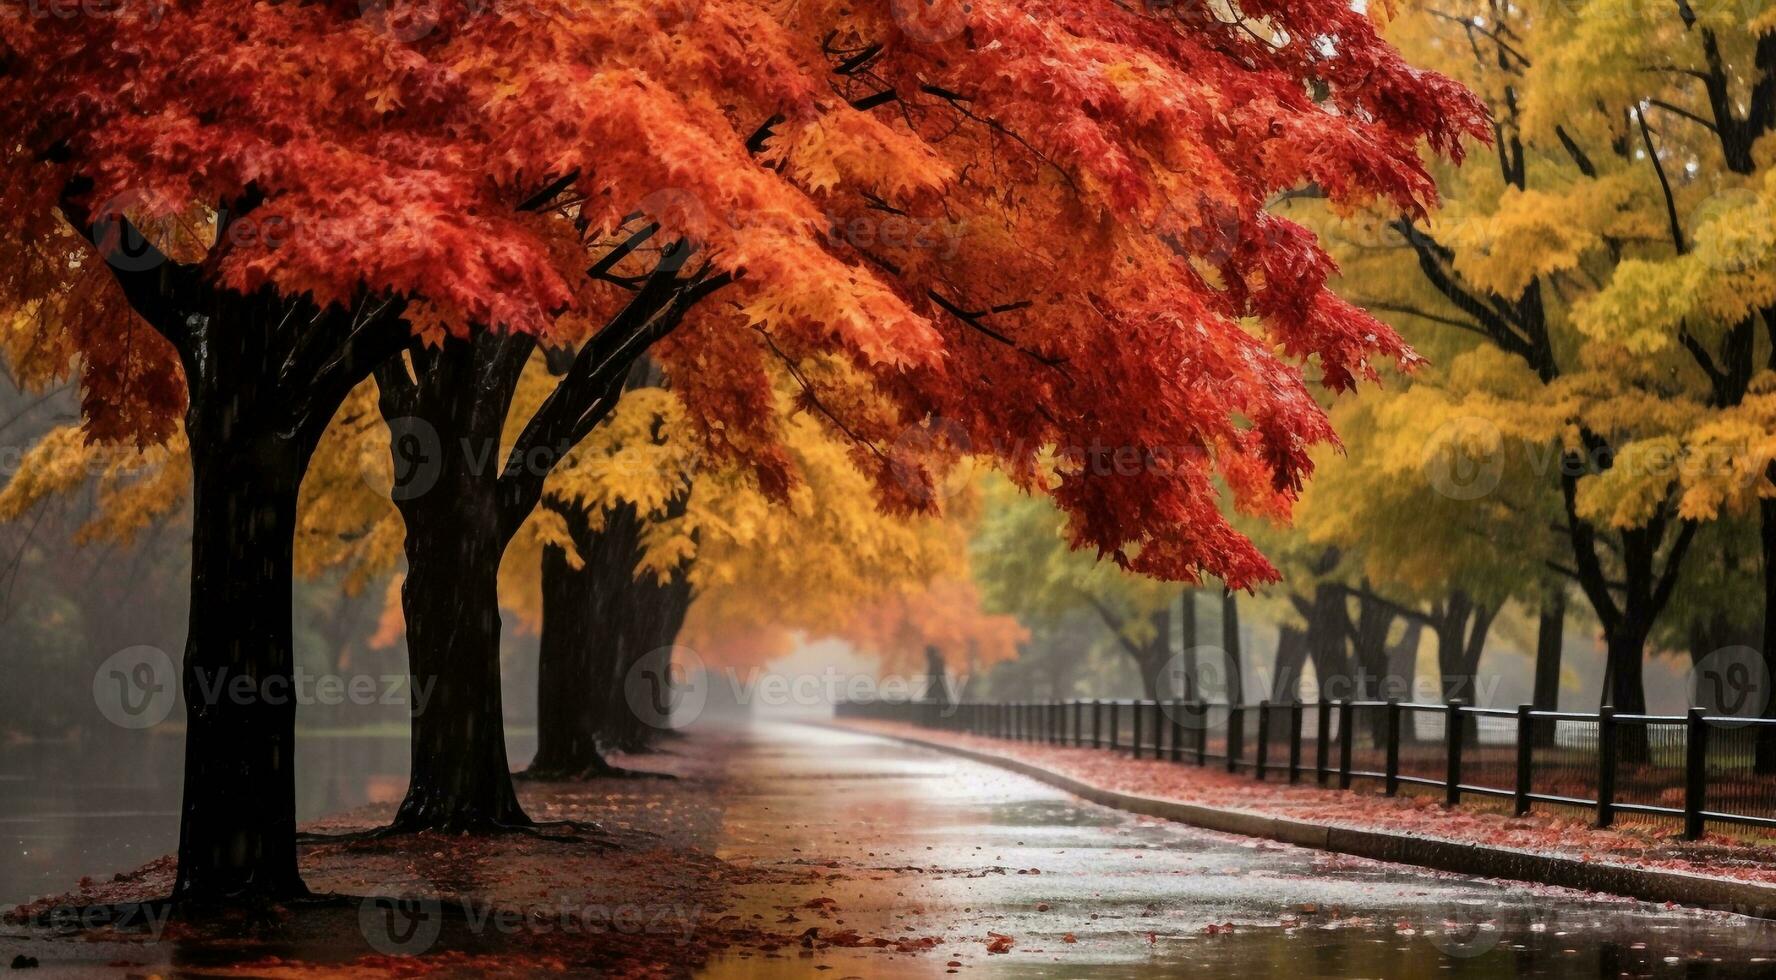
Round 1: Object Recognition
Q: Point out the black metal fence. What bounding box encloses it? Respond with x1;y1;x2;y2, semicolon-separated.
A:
834;697;1776;841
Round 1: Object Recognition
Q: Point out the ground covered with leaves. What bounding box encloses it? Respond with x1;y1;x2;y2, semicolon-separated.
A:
841;721;1776;888
0;733;979;978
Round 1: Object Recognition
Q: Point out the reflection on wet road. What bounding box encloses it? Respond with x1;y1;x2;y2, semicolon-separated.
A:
699;721;1776;978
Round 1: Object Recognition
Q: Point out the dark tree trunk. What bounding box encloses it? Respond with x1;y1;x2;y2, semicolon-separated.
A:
525;503;615;780
1221;591;1245;759
1599;606;1654;766
1111;605;1173;704
379;334;533;833
173;389;309;903
1136;650;1165;703
1271;626;1307;702
1350;595;1394;701
163;283;397;905
1389;620;1424;742
601;565;694;752
1178;591;1198;700
391;474;526;831
1222;591;1244;706
1531;588;1566;748
557;495;697;755
1431;592;1494;742
1305;591;1351;697
924;646;950;707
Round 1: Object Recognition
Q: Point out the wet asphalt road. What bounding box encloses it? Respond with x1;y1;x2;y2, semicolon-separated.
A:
697;721;1776;978
4;721;1774;978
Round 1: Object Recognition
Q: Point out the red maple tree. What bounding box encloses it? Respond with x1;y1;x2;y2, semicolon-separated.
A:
1;0;1485;905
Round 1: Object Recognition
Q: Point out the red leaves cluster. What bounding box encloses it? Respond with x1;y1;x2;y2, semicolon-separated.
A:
1;0;1488;584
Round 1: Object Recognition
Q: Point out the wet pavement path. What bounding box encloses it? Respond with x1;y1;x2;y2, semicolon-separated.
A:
699;721;1776;978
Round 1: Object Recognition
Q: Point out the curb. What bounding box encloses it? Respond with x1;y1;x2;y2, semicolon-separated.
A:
833;722;1776;920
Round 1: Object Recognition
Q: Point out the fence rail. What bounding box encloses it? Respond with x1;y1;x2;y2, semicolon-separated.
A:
834;697;1776;841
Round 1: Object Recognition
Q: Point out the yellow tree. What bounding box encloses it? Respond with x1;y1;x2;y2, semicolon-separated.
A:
1286;0;1774;744
504;371;996;775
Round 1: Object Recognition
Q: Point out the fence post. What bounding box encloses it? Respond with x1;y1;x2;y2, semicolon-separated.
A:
1685;707;1708;842
1091;700;1102;748
1288;700;1304;784
1131;701;1145;759
1227;704;1243;773
1073;701;1083;746
1255;700;1271;781
1338;699;1355;790
1596;705;1617;828
1153;699;1165;760
1316;697;1332;785
1195;701;1208;766
1052;701;1061;744
1109;701;1120;752
1169;701;1184;762
1514;704;1533;817
1384;699;1402;796
1445;699;1465;808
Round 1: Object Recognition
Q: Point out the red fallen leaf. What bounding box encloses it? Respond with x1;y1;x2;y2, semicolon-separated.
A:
1062;933;1078;944
895;937;941;952
1035;902;1050;912
805;897;838;909
986;932;1015;954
